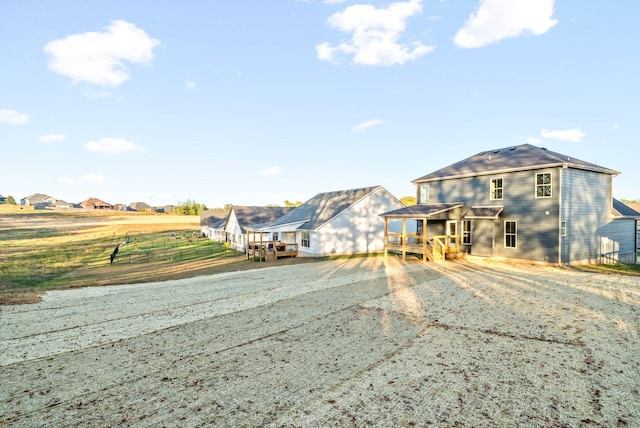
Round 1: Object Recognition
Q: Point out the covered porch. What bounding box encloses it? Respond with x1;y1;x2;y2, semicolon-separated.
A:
381;203;465;262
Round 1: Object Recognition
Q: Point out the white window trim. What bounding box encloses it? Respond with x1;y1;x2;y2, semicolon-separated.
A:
535;172;552;198
504;220;517;249
462;219;472;245
419;184;429;204
301;231;310;248
490;177;503;201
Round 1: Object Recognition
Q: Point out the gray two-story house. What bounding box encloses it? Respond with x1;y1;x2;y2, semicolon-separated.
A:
382;144;633;265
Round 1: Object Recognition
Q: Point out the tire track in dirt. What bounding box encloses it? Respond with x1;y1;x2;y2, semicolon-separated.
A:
0;259;440;425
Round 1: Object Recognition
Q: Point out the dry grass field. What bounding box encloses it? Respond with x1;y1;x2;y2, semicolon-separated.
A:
0;209;313;305
1;209;639;426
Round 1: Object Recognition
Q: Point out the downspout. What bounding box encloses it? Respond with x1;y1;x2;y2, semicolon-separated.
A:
558;166;564;265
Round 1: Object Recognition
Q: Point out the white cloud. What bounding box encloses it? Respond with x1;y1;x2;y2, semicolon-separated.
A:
257;166;284;176
38;133;67;143
454;0;558;49
44;20;160;87
353;118;385;132
81;174;106;183
84;137;146;154
611;124;621;130
186;81;197;89
541;128;586;143
316;0;435;66
0;109;29;125
526;137;542;144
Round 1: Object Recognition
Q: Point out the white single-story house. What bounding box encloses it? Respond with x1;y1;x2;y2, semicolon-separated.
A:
246;185;406;258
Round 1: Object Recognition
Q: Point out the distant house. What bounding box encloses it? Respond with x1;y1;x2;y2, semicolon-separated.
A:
80;197;113;210
246;185;405;258
157;205;175;214
382;144;633;265
50;199;72;209
200;208;229;241
21;193;51;208
0;194;6;204
224;206;295;251
129;202;153;212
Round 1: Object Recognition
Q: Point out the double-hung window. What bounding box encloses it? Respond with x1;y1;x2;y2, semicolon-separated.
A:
462;220;472;245
536;173;552;198
490;177;503;200
505;221;517;248
301;232;310;248
419;184;429;203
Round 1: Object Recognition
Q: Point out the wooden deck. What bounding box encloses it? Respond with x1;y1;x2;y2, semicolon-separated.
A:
385;234;460;262
247;241;298;262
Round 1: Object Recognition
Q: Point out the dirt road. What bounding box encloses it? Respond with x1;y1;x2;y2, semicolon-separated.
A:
1;257;639;426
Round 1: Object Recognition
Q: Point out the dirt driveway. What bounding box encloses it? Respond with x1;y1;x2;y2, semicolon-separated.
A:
1;257;639;426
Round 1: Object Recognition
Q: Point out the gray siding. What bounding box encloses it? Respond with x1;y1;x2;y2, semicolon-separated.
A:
427;168;561;262
560;169;612;264
597;219;637;264
470;219;495;257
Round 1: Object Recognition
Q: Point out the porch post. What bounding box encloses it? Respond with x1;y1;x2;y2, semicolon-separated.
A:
247;230;251;260
384;217;388;258
422;218;428;262
402;219;407;261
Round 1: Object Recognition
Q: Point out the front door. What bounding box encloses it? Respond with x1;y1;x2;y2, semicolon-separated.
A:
446;220;458;246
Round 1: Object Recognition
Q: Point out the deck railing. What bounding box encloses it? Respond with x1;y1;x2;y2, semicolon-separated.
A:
247;241;298;261
386;234;459;262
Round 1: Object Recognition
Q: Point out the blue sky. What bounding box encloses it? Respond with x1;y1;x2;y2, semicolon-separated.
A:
1;0;638;208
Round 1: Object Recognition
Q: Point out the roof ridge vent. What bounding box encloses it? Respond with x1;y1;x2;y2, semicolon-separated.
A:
510;146;516;150
493;150;499;153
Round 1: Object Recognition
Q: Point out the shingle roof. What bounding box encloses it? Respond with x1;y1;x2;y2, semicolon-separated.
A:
462;206;504;219
413;144;619;183
200;208;229;227
381;203;464;218
263;186;394;231
612;199;640;218
232;206;296;233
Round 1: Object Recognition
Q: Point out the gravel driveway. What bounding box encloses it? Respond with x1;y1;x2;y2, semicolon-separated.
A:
1;257;639;426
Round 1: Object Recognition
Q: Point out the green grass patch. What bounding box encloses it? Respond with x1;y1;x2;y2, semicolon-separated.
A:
580;263;640;276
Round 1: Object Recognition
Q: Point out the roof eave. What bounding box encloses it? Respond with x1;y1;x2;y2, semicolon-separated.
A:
412;163;619;184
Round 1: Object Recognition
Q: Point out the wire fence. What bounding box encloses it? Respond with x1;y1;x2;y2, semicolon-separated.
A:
107;230;229;265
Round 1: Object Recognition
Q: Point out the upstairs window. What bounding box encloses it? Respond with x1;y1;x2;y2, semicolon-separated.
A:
490;177;503;200
536;173;552;198
419;184;429;203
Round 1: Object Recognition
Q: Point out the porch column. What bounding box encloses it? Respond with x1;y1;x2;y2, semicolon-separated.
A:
384;217;388;258
422;218;428;262
402;219;407;261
